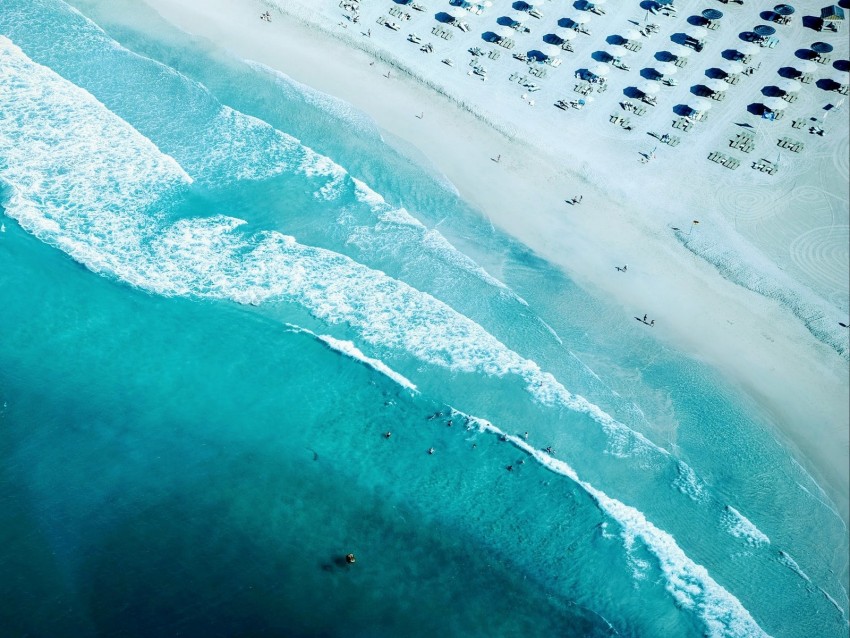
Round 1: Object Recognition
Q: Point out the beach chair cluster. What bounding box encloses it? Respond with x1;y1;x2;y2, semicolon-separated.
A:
388;7;412;21
555;98;586;110
729;131;755;153
799;72;815;84
752;159;778;174
508;73;540;90
672;117;694;132
620;101;647;116
777;137;804;153
487;33;515;49
528;66;548;78
791;118;807;129
610;113;633;130
708;151;740;169
656;132;681;146
377;15;401;30
431;25;454;40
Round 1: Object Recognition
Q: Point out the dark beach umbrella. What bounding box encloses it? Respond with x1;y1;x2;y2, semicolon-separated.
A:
753;25;777;37
702;9;723;20
774;4;795;15
811;41;834;53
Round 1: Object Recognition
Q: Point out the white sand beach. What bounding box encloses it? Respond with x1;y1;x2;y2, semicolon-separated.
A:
125;0;848;519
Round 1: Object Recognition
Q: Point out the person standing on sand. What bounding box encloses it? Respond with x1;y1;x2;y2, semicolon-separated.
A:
643;314;647;322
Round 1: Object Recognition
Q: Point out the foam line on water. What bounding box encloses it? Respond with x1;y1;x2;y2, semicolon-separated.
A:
285;324;417;392
721;506;770;547
0;32;705;500
457;412;771;638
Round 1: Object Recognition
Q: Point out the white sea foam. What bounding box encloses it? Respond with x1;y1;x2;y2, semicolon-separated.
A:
285;324;417;392
0;33;701;499
673;461;708;502
462;415;771;638
777;551;811;583
722;506;770;547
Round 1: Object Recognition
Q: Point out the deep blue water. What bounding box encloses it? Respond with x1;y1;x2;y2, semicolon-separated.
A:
0;1;847;636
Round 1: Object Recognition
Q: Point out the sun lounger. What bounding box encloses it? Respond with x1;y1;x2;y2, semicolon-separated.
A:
529;9;544;18
722;157;740;169
411;3;426;11
488;50;501;60
408;34;422;43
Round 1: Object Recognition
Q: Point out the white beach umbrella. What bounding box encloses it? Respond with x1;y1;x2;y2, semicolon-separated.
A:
606;45;628;59
638;80;661;94
686;26;708;40
482;0;493;5
669;44;693;58
793;60;817;74
705;79;728;92
739;43;760;56
720;60;744;75
450;7;467;19
654;62;678;76
763;97;788;111
497;25;514;38
572;14;592;24
832;71;850;86
624;29;641;41
557;28;577;41
543;44;561;59
594;0;608;4
687;98;712;113
589;63;611;77
512;11;529;23
777;78;802;93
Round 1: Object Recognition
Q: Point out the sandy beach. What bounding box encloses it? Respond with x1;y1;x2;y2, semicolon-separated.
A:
116;0;849;520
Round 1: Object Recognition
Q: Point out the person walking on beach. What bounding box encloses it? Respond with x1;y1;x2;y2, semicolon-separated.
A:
367;28;371;37
643;314;647;322
495;154;501;163
650;320;655;326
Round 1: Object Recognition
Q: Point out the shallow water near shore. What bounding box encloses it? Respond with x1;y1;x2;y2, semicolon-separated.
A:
1;1;848;636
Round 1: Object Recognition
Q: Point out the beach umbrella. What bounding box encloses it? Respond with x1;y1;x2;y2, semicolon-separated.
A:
705;79;728;92
687;98;712;113
556;28;577;41
593;0;608;4
497;25;514;37
669;44;693;58
572;14;592;24
777;78;802;93
638;80;661;94
833;71;850;86
793;60;818;74
763;97;788;111
702;8;723;20
753;25;777;37
589;63;611;77
686;25;708;40
774;4;795;16
623;29;641;41
606;45;628;59
739;43;760;55
543;44;561;59
811;42;834;54
450;7;466;19
482;1;493;6
720;60;744;74
512;12;529;23
654;61;678;76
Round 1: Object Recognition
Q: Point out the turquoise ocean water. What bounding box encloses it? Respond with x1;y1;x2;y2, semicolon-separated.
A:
0;1;847;636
